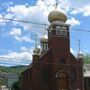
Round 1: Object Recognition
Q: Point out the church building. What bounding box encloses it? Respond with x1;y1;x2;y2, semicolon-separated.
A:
21;9;84;90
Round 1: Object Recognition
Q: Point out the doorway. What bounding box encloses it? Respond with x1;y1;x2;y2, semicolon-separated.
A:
57;72;69;90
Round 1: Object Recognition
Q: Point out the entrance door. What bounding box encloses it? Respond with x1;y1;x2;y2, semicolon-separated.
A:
57;72;69;90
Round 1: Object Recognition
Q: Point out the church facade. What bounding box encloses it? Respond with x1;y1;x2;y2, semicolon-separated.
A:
21;9;84;90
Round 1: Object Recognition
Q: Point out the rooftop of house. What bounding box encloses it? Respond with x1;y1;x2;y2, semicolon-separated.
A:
84;64;90;77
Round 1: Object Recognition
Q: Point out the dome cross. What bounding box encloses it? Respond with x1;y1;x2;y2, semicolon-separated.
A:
55;0;59;9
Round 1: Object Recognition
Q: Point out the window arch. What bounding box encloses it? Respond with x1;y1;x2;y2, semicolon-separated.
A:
41;68;49;82
56;26;67;36
56;26;62;35
71;69;76;81
61;26;67;36
59;58;65;64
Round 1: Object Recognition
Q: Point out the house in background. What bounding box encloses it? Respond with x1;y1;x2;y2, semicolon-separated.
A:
21;8;84;90
0;85;9;90
7;73;18;90
84;64;90;90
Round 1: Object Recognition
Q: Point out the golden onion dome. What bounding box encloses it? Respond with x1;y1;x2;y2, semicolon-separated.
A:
40;35;48;43
33;48;40;55
77;51;83;59
48;10;67;23
40;38;48;43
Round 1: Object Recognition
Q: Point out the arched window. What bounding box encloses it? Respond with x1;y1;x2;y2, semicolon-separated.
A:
59;72;67;78
83;67;87;73
42;43;48;51
56;26;62;35
56;26;67;36
45;44;48;50
71;69;76;81
59;58;65;64
41;68;49;82
61;26;67;36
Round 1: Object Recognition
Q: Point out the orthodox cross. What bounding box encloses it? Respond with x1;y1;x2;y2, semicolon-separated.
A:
55;0;59;9
35;34;38;48
78;39;81;52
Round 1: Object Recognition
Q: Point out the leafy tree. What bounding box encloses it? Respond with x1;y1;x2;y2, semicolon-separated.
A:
83;54;90;64
11;80;20;90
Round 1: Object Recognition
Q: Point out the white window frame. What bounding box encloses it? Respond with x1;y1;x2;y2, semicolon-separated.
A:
56;26;67;36
56;26;62;35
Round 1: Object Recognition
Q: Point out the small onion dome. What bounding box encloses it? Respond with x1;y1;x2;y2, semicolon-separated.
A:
33;48;40;55
40;34;48;43
48;10;67;23
77;51;83;59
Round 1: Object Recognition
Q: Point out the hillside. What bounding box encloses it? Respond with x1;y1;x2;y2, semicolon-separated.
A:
0;65;27;85
0;65;27;74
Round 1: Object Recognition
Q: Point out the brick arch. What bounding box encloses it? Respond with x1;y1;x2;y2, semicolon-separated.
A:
56;70;69;90
55;70;70;78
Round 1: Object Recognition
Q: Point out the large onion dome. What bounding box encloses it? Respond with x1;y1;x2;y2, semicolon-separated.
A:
48;10;67;23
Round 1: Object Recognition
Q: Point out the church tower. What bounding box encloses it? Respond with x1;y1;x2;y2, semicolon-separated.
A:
46;9;84;90
21;6;84;90
48;9;70;64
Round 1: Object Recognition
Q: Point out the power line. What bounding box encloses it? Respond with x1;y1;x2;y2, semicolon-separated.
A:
0;17;48;26
0;17;90;33
70;28;90;33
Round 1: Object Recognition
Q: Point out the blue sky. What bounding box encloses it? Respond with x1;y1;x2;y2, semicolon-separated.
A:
0;0;90;66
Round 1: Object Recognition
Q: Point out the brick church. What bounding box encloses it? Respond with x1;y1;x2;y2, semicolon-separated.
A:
21;9;84;90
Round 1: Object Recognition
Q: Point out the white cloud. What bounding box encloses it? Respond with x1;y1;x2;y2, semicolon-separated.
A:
2;2;14;8
0;50;33;63
9;28;34;42
7;5;30;17
13;35;33;42
20;36;32;42
71;5;90;16
4;0;70;32
4;0;85;34
21;46;28;51
9;51;32;61
21;46;34;52
4;0;70;35
71;8;81;15
83;6;90;16
66;17;80;26
6;3;49;34
9;28;21;36
70;48;77;56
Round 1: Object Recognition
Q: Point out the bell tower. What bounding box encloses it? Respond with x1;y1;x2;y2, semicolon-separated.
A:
47;9;70;56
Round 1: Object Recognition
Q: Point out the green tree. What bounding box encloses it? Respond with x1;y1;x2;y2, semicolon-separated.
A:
11;80;20;90
83;54;90;64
